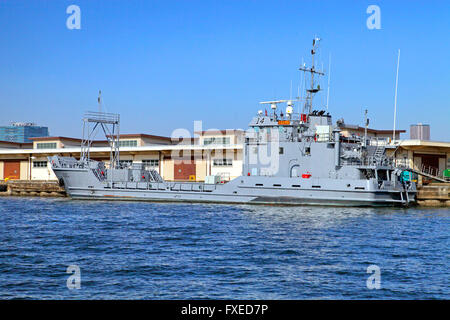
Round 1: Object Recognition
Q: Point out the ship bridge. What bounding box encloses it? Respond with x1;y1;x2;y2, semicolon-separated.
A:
248;100;335;144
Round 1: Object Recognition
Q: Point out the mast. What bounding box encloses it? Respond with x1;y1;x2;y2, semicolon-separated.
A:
98;90;102;113
326;54;331;110
393;49;400;142
299;37;325;115
81;93;120;179
297;57;305;114
364;109;368;147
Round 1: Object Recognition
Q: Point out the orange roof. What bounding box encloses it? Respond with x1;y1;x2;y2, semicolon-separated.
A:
29;136;83;142
107;133;172;141
0;140;33;147
341;125;406;134
194;129;244;135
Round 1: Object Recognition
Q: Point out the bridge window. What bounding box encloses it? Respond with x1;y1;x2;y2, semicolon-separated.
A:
305;147;311;155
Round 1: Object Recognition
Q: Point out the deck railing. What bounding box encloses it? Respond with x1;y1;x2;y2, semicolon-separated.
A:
341;156;394;167
83;111;120;124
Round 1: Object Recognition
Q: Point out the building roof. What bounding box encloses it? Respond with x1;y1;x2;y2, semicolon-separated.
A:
0;143;243;156
393;139;450;149
195;129;245;135
341;124;406;134
29;136;83;142
0;140;33;148
107;133;172;141
29;134;174;143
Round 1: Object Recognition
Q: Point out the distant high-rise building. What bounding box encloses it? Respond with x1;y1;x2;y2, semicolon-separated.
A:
410;123;430;140
0;122;49;143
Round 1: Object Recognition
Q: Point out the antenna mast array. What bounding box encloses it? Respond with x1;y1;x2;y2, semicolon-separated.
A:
299;37;325;115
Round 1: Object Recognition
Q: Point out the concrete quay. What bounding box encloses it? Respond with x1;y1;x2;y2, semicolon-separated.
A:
416;183;450;207
0;180;66;197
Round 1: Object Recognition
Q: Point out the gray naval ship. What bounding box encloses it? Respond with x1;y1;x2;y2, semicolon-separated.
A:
50;39;416;206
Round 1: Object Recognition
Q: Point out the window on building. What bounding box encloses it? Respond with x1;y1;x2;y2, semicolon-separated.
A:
203;137;230;145
33;161;47;168
118;140;138;147
213;159;233;166
36;142;57;149
142;159;159;167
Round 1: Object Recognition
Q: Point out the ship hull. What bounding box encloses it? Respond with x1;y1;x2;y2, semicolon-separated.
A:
53;166;416;207
67;192;414;207
63;184;415;207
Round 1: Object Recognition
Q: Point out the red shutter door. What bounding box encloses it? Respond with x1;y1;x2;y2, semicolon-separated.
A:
4;161;21;180
174;160;196;181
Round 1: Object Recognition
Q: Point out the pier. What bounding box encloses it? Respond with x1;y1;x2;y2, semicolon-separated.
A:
416;183;450;207
0;180;65;197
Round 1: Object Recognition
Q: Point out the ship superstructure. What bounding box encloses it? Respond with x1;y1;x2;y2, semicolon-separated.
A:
50;39;416;206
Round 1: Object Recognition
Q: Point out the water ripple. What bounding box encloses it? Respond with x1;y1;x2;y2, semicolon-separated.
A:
0;197;448;299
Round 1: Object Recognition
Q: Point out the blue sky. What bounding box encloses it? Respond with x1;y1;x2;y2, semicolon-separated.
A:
0;0;449;140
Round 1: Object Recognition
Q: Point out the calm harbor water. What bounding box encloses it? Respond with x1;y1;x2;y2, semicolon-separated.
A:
0;197;448;299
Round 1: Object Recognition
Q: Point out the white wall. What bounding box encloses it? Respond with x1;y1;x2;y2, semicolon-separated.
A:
210;150;243;179
31;158;58;181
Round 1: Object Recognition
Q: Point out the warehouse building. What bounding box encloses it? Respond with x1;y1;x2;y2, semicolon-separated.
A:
340;123;405;141
0;126;448;185
387;140;450;184
0;130;244;183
